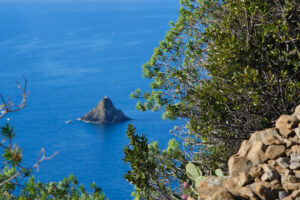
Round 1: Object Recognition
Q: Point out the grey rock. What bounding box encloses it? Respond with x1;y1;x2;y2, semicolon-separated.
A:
78;97;131;124
261;165;279;181
291;153;300;163
278;191;288;199
276;157;290;169
261;170;276;181
290;162;300;170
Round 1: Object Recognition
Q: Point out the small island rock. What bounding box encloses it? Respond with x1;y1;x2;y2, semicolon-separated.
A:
78;97;131;124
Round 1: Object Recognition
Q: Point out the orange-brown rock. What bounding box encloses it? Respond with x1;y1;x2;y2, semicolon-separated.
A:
247;141;267;164
265;145;286;160
252;181;277;200
225;177;254;198
228;155;252;177
281;174;300;191
196;176;228;199
191;105;300;200
209;189;235;200
276;115;295;137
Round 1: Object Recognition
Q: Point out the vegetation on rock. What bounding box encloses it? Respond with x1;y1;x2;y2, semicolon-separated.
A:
126;0;299;199
131;0;299;171
192;105;300;200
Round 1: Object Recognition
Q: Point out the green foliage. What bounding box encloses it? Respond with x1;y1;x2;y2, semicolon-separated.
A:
18;175;105;200
186;162;203;181
0;167;17;199
1;123;15;141
132;0;300;172
185;162;224;198
123;124;187;200
215;169;224;177
123;124;156;193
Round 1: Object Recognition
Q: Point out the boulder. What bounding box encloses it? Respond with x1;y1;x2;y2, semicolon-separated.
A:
209;190;235;200
78;97;131;123
228;154;252;177
276;157;290;169
196;176;228;199
265;145;286;160
190;105;300;200
276;115;297;138
251;181;277;200
247;141;267;164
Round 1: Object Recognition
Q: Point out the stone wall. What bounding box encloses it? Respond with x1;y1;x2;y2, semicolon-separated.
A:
195;105;300;200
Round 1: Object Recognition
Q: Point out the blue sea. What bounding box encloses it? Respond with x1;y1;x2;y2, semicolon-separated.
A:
0;1;180;199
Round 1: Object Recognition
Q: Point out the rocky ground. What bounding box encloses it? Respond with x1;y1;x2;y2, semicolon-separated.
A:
194;105;300;200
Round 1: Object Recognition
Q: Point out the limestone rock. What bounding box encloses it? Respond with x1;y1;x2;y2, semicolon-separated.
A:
295;127;300;140
252;181;277;200
247;141;267;164
228;155;252;177
265;145;286;160
294;170;300;178
225;176;254;198
261;165;279;182
291;153;300;163
276;157;290;169
291;190;300;198
237;140;252;157
279;191;289;199
290;162;300;170
284;138;293;148
196;176;228;199
282;174;300;191
209;189;235;200
190;105;300;200
290;135;300;144
78;97;131;124
260;128;283;145
290;145;300;155
248;165;263;178
276;115;293;138
294;105;300;121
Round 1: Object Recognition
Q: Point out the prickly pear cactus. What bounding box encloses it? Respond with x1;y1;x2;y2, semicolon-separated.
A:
185;162;205;194
215;168;224;177
185;162;225;196
186;162;203;180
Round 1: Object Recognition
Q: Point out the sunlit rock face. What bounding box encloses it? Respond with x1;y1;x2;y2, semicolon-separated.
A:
191;105;300;200
78;97;131;124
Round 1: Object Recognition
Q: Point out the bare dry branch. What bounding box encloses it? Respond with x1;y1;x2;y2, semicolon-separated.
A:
0;77;28;119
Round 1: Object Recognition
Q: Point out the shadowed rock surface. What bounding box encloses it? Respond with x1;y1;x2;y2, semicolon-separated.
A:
78;97;131;123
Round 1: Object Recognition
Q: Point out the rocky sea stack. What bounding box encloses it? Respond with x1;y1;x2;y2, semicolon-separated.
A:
78;97;131;124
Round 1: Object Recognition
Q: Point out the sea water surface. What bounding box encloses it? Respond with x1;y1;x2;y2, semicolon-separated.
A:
0;1;180;199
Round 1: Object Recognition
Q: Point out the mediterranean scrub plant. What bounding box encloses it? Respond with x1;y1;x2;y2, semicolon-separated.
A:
131;0;300;172
123;124;188;200
125;0;299;198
